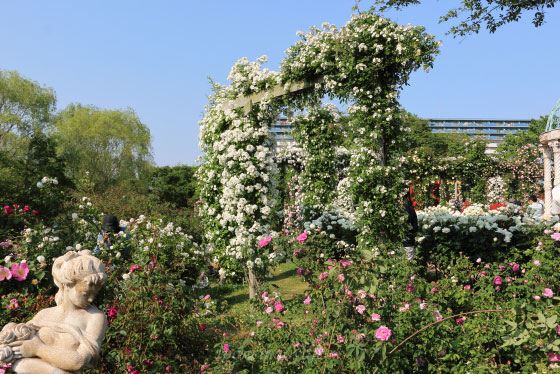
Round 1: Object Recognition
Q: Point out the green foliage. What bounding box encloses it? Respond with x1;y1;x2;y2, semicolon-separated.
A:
210;231;560;373
0;70;56;144
368;0;559;36
497;116;547;157
53;103;154;192
150;165;199;209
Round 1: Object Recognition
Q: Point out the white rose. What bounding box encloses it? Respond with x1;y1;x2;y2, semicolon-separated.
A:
72;213;78;219
36;256;46;263
36;182;44;188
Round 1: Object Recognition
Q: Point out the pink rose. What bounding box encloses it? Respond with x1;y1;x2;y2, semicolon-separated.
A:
314;345;324;356
338;273;345;282
3;206;14;215
11;263;29;281
340;260;352;267
258;236;272;248
493;276;502;285
551;232;560;241
371;313;381;321
274;301;283;312
556;324;560;336
549;353;560;362
303;296;311;305
319;272;328;280
534;295;541;300
543;288;554;298
533;260;540;266
511;264;520;271
265;307;273;314
0;267;12;281
297;232;308;243
355;305;366;314
456;317;465;326
375;326;392;341
223;344;229;353
296;267;304;276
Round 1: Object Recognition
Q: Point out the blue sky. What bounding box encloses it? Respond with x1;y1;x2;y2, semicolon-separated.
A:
2;1;559;166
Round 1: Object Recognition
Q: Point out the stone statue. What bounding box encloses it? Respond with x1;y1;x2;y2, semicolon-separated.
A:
0;250;107;374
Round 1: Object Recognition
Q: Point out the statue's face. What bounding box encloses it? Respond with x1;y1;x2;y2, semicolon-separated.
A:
68;279;102;309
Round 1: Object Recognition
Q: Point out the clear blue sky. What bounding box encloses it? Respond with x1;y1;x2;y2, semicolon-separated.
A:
2;1;559;166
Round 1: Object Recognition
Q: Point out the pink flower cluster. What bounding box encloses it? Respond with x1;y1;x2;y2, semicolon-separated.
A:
0;263;29;281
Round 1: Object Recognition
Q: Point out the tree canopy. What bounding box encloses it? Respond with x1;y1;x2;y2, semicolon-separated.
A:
365;0;557;36
53;103;154;191
0;70;56;151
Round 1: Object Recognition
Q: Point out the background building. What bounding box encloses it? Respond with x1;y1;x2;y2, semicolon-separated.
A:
271;118;532;154
427;118;531;153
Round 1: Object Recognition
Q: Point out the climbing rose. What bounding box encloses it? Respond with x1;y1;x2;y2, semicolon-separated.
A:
375;326;392;341
297;232;308;243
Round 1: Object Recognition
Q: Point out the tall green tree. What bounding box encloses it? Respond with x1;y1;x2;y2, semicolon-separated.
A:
53;104;154;192
0;70;56;158
150;165;198;209
496;116;547;157
363;0;558;36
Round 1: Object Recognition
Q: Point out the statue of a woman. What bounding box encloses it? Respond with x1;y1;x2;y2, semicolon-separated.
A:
0;250;107;374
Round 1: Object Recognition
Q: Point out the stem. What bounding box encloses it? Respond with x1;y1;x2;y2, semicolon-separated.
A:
388;309;504;355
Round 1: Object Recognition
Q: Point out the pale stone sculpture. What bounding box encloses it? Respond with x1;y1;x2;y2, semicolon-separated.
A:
0;250;107;374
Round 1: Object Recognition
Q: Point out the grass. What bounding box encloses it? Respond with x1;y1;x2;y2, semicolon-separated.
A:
209;261;309;314
203;261;312;339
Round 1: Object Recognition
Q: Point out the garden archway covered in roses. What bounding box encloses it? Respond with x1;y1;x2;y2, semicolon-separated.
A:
197;12;440;297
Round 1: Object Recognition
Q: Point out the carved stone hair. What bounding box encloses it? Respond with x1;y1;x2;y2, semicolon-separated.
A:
52;250;107;305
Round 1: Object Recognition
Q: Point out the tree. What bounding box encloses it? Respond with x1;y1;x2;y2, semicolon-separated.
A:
0;70;56;145
364;0;558;36
496;116;547;157
150;165;199;209
53;104;154;192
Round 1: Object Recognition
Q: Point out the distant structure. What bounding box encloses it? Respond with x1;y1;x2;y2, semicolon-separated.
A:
270;118;295;151
539;99;560;220
427;119;531;154
271;117;532;154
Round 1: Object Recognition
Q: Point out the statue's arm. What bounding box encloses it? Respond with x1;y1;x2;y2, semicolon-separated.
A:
12;312;107;372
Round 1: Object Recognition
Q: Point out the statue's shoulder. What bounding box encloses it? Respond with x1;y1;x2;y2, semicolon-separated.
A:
30;306;58;322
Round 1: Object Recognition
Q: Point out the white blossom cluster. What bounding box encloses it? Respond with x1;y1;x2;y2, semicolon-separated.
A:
416;204;540;244
486;176;506;203
36;176;58;189
198;57;281;277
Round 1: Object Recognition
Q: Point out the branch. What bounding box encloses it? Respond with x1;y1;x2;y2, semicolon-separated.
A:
389;309;504;355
